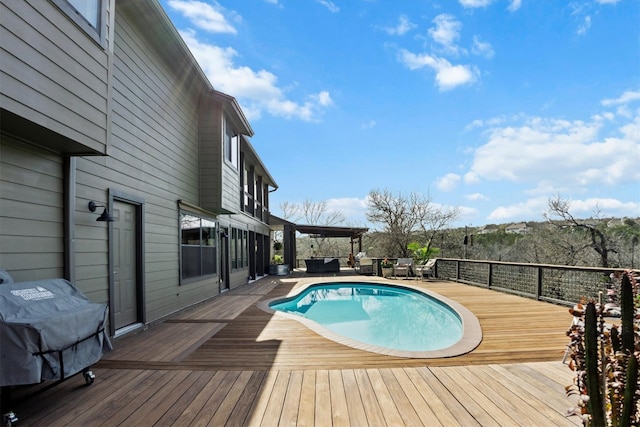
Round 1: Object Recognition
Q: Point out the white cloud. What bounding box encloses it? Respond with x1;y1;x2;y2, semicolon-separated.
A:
489;196;640;222
507;0;522;12
383;15;417;36
436;173;462;191
168;0;237;34
465;114;512;130
465;193;489;201
428;14;463;55
399;49;478;91
488;197;549;221
395;13;484;90
314;91;334;107
471;36;494;58
570;1;621;35
178;30;332;121
457;206;480;224
463;105;640;193
563;198;640;217
459;0;494;7
316;0;339;13
459;0;522;11
577;15;592;36
464;171;480;184
361;120;377;129
487;197;549;222
601;90;640;106
326;197;369;226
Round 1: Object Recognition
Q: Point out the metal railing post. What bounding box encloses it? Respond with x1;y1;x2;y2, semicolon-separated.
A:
536;267;543;301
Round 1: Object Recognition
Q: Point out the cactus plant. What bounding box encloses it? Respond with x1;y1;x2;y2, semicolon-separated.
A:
565;271;639;427
620;354;638;427
620;274;634;353
584;301;606;426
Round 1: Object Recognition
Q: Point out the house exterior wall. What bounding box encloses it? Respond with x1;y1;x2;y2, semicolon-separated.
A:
74;2;216;323
220;213;273;290
0;0;277;335
198;98;246;216
0;0;111;155
0;136;65;282
199;100;223;212
221;160;241;214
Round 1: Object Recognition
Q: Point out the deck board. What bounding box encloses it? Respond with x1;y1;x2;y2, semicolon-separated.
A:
8;271;583;426
328;369;350;426
391;368;442;427
354;369;387;426
313;370;332;426
341;369;369;426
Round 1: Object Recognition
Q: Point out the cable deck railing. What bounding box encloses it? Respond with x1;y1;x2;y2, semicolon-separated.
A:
435;258;634;307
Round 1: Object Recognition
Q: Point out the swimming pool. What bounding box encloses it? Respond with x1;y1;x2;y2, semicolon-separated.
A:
263;281;482;358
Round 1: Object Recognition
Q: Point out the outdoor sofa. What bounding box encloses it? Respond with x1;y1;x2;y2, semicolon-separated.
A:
304;258;340;273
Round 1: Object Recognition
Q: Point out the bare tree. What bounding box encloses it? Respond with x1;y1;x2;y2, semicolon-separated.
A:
545;195;615;268
278;201;301;223
366;189;417;257
415;196;460;258
366;189;459;258
280;200;346;257
301;200;344;226
512;224;588;265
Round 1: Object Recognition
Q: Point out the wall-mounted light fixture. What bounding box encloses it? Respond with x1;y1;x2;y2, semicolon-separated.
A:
88;201;115;222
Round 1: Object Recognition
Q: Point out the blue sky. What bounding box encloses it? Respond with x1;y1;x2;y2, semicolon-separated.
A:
161;0;639;228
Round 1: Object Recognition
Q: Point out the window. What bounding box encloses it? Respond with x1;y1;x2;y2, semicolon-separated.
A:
230;227;248;270
52;0;105;45
180;212;217;282
231;228;238;269
223;118;238;169
242;230;248;267
67;0;100;29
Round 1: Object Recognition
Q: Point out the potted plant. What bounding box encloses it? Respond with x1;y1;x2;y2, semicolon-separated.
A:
269;242;289;275
380;258;394;278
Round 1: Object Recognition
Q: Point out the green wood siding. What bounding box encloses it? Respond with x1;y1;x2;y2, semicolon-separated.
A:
74;5;212;324
0;0;109;154
0;136;64;281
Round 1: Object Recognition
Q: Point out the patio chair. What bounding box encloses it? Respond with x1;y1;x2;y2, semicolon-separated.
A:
415;259;436;281
394;258;413;279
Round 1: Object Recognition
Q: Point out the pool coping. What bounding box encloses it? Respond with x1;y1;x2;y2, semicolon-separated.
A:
257;277;483;359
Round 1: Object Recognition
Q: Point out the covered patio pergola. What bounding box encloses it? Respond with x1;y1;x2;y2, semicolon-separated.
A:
269;214;368;270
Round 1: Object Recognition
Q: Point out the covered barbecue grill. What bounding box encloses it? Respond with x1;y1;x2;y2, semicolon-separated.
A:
0;275;112;425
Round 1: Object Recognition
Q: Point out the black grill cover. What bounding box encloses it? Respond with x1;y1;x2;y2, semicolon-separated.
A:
0;279;112;386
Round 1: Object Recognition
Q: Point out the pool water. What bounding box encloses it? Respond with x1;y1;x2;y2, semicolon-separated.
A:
269;283;463;352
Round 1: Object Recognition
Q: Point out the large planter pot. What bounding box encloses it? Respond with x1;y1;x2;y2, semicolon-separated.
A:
269;264;289;276
381;267;394;278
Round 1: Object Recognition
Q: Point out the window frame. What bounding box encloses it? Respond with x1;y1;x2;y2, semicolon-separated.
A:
242;230;248;267
179;211;218;284
51;0;107;47
223;117;239;170
229;226;248;270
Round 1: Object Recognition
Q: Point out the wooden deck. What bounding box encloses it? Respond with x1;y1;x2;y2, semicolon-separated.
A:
8;270;581;426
